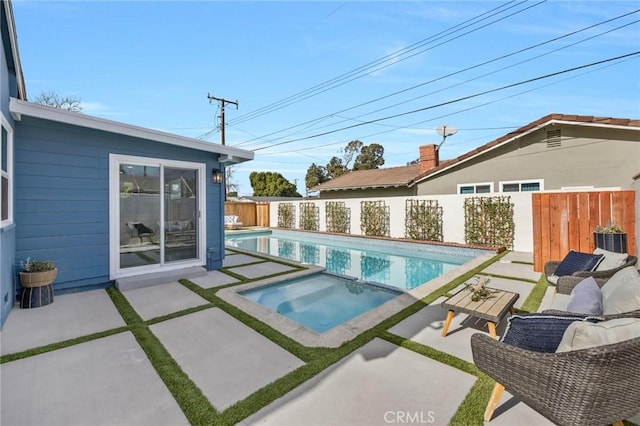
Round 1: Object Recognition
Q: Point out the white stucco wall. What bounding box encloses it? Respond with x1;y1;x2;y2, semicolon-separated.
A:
270;192;534;252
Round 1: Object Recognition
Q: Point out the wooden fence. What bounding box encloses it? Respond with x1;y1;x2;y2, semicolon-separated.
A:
532;191;636;272
224;202;270;227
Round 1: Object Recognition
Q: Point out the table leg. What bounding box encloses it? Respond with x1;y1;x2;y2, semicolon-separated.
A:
484;383;505;422
487;321;497;339
441;310;455;337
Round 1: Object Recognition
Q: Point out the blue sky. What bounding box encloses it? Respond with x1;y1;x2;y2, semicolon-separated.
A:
12;1;640;196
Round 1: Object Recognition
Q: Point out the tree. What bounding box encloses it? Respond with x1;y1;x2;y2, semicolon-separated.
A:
225;165;239;197
31;90;83;112
326;156;348;179
317;140;385;181
341;140;363;169
249;171;301;197
305;163;328;190
353;143;385;170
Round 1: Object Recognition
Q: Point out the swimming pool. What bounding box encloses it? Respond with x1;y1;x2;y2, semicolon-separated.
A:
240;272;400;333
226;230;488;291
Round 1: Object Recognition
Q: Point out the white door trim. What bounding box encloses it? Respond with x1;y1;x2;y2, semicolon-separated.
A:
108;154;207;280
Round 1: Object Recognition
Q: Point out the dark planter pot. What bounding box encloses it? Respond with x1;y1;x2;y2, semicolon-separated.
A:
594;232;627;254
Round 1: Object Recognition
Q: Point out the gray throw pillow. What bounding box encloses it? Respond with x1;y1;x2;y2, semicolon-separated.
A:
566;276;603;316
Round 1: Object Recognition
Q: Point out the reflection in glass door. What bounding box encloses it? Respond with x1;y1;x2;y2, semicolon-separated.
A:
118;163;199;270
119;164;161;268
164;167;198;263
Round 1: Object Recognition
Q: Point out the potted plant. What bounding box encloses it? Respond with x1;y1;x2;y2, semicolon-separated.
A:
594;222;627;253
19;258;57;308
465;276;494;302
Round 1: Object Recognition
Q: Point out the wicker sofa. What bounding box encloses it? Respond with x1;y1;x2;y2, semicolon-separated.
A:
544;254;637;288
472;265;640;424
545;266;640;320
471;332;640;426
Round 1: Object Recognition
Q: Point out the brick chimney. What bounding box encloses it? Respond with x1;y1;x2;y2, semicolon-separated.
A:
419;144;439;173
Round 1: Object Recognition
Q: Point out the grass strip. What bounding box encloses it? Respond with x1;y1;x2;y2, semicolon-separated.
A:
449;375;495;426
0;326;128;364
107;287;219;424
477;271;538;284
106;286;143;324
130;324;218;423
381;331;480;376
213;252;509;424
519;275;549;313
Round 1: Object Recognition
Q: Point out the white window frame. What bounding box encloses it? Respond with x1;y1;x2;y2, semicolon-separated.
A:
109;154;207;279
457;182;494;194
0;113;13;227
499;179;544;193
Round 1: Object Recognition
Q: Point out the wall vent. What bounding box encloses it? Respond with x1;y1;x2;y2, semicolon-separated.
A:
546;129;562;148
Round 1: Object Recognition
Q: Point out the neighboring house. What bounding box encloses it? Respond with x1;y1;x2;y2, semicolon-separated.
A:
0;0;253;327
311;114;640;199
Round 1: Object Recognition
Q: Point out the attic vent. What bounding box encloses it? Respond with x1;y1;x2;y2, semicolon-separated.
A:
546;129;562;148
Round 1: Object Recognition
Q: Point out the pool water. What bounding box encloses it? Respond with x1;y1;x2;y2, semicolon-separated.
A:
226;231;478;291
240;273;400;333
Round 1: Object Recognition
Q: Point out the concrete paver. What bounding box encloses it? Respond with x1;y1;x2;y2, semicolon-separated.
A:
388;298;507;363
0;289;125;355
150;307;305;411
482;260;541;282
501;251;534;263
242;338;476;426
229;262;299;279
189;270;240;289
223;253;264;267
1;332;189;426
121;282;209;320
5;249;622;426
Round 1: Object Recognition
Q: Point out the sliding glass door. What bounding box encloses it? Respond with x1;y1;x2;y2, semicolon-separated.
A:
163;167;198;263
111;155;205;278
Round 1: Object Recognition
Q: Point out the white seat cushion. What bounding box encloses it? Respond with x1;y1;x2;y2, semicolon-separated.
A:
593;248;628;271
556;318;640;353
601;266;640;315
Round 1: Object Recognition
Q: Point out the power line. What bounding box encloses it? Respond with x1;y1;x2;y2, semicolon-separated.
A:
252;51;640;151
239;10;639;149
228;1;544;126
206;94;238;145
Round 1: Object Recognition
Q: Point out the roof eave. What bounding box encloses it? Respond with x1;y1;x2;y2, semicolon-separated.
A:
9;98;254;163
410;117;639;186
317;183;409;192
4;0;26;100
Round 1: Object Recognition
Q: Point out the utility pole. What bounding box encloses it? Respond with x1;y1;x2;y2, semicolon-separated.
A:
207;93;238;145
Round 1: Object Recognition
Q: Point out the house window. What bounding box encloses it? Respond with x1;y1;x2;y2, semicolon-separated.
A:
1;118;12;225
458;182;493;194
499;179;543;192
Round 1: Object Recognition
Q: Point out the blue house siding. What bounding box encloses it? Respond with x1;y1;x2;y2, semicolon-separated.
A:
0;0;17;327
0;225;15;325
14;116;225;294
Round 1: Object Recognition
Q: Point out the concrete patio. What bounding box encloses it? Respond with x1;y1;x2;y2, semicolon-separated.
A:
1;250;638;425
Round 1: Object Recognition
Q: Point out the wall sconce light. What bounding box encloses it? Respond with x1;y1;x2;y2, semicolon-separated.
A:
212;169;223;184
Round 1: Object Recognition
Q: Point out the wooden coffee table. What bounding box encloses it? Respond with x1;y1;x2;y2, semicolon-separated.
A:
441;284;519;339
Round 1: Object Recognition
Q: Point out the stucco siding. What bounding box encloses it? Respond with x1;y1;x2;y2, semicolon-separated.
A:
417;125;640;195
14;116;224;293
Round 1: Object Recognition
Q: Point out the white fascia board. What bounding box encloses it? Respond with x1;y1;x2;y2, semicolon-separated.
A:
9;98;254;163
5;1;27;99
412;118;638;186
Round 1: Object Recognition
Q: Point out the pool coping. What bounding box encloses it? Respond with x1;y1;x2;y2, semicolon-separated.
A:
218;247;495;348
